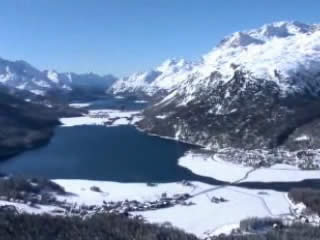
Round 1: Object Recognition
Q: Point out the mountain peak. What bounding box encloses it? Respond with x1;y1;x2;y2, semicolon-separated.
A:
218;21;316;49
218;32;264;48
45;70;60;84
156;58;193;73
157;59;179;72
251;21;313;40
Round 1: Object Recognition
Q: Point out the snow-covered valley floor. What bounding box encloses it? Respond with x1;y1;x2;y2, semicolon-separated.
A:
68;102;92;108
0;179;294;238
179;151;320;183
60;109;142;127
23;108;320;238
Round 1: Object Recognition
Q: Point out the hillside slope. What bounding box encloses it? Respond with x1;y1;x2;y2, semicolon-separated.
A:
137;21;320;166
109;59;196;99
0;86;82;159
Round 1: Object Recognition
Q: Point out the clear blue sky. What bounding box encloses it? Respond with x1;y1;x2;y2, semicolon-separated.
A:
0;0;319;77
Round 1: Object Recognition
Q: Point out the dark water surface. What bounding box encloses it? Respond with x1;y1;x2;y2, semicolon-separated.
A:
0;125;204;182
1;124;320;192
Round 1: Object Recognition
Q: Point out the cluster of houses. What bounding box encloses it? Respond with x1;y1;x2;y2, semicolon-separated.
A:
101;192;194;215
210;196;228;204
89;111;111;118
88;111;135;126
0;192;58;208
213;148;320;169
0;179;197;219
88;111;117;125
289;202;320;226
28;192;196;218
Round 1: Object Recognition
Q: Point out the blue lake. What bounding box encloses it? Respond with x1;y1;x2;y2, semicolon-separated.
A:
1;97;320;191
0;125;203;182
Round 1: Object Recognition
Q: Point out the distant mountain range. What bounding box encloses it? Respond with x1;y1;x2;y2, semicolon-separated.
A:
0;57;117;97
109;59;195;99
3;21;320;104
0;56;117;159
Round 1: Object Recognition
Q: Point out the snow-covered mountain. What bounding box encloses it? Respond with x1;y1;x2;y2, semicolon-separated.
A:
109;59;196;98
111;21;320;100
0;57;117;96
138;21;320;155
0;58;63;96
187;21;320;99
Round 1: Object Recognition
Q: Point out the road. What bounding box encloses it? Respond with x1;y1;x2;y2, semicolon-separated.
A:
190;166;292;218
191;168;257;197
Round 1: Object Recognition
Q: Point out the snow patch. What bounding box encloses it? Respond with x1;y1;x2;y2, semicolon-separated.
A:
295;135;310;141
155;115;167;119
178;151;320;183
135;100;148;104
69;103;91;108
60;109;142;127
47;70;60;84
30;89;45;96
179;152;252;182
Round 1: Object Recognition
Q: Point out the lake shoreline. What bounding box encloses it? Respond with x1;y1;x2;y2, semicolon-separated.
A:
0;130;55;163
1;106;319;190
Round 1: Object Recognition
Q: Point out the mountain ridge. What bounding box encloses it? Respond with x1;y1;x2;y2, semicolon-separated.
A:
110;21;320;101
0;57;117;97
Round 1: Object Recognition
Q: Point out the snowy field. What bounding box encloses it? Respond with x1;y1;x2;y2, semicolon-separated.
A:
69;103;92;108
53;180;291;238
0;179;292;238
59;109;142;127
179;151;320;183
134;100;148;104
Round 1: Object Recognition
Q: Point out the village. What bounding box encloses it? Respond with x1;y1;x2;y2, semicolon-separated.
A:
0;190;196;217
0;177;235;221
88;109;141;127
196;147;320;170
